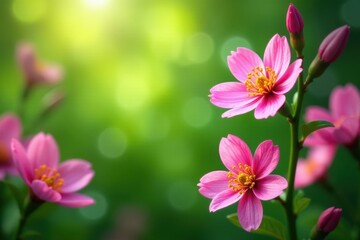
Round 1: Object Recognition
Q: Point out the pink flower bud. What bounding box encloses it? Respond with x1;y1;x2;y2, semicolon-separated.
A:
319;25;350;63
286;4;304;34
317;207;342;233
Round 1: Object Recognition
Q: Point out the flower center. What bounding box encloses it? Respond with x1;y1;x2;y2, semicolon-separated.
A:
34;164;64;192
0;143;10;166
245;66;277;96
228;163;256;194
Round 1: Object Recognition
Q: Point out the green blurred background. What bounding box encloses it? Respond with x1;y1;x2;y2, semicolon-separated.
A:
0;0;360;239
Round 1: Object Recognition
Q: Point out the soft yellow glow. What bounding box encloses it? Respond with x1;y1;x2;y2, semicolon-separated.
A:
84;0;110;9
115;58;171;112
144;4;196;60
13;0;47;23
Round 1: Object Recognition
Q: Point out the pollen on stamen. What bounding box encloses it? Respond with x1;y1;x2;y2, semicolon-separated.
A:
227;163;256;194
245;66;277;96
34;164;64;192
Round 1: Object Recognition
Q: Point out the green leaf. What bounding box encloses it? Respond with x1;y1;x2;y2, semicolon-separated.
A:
301;120;334;140
227;214;287;240
227;213;241;228
294;191;311;215
1;180;24;212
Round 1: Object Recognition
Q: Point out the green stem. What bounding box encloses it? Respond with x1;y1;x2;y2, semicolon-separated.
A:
14;195;43;240
284;53;308;240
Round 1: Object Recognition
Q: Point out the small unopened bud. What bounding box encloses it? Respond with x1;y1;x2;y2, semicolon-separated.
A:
286;4;304;34
319;25;350;63
318;207;342;233
311;207;342;240
286;4;304;54
308;25;350;79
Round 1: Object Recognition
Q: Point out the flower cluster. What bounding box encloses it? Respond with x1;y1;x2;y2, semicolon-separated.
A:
198;3;353;240
0;43;95;239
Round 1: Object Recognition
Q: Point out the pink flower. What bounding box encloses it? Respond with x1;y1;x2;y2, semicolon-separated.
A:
210;34;302;119
305;84;360;146
198;135;287;231
319;25;350;63
295;146;336;189
11;133;95;207
16;42;63;87
0;114;21;179
286;4;304;34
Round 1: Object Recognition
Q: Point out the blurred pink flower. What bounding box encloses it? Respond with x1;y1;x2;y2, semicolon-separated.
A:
198;135;287;231
295;146;336;189
210;34;302;119
0;114;21;179
16;42;63;87
11;133;95;207
305;84;360;146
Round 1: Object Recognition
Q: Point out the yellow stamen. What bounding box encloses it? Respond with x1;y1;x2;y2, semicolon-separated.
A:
34;164;64;192
245;66;277;96
228;163;256;194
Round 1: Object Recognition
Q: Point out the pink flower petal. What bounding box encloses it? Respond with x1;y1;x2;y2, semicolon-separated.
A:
11;139;33;185
252;175;287;200
330;84;360;119
219;135;253;171
294;146;336;188
228;48;264;83
210;82;252;108
221;97;261;118
31;180;61;202
27;133;59;170
58;159;95;193
305;106;333;123
237;191;263;232
40;64;63;85
209;189;241;212
294;159;318;189
273;59;303;94
57;193;95;208
254;94;285;119
221;100;261;118
0;114;21;145
252;140;279;179
198;171;229;199
263;34;290;78
333;117;359;144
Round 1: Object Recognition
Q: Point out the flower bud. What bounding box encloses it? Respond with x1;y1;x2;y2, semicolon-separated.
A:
319;25;350;63
286;4;304;34
318;207;342;233
286;4;304;54
308;25;350;80
310;207;342;240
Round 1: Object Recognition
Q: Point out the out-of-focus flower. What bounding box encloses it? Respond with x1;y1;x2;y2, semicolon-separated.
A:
0;114;21;179
210;34;302;119
295;146;336;189
16;42;63;88
305;84;360;147
11;133;95;207
308;25;350;78
286;3;304;53
198;135;287;231
317;207;342;233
